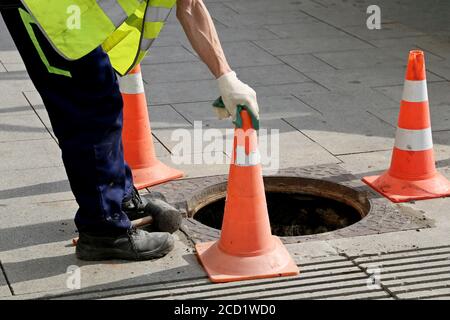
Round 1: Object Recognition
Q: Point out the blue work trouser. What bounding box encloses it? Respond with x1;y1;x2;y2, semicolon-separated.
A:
1;8;133;234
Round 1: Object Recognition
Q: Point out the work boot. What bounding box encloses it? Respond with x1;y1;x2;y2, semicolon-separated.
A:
122;186;166;221
76;228;174;261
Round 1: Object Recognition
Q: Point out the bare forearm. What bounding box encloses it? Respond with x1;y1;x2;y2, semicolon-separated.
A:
176;0;231;78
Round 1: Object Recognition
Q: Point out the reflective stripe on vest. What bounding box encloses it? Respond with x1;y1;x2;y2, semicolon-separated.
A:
102;0;176;75
21;0;175;75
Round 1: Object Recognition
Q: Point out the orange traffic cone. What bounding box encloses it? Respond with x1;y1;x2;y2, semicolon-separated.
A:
119;64;183;189
195;109;299;283
363;50;450;203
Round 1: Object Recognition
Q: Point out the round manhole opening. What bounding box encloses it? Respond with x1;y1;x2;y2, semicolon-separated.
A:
189;177;370;237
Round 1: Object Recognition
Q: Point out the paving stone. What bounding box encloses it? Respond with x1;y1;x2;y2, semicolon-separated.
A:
327;228;450;258
145;79;219;106
254;35;373;56
142;61;213;84
299;2;387;28
0;166;73;206
3;63;27;72
224;0;311;13
0;63;5;73
254;82;329;97
258;119;340;171
215;26;280;42
343;23;425;41
285;111;396;155
0;268;11;297
214;10;317;28
0;50;23;64
236;64;310;87
0;139;62;172
371;82;450;131
0;228;197;295
267;21;348;39
297;88;399;113
221;41;281;68
337;150;392;178
0;114;50;142
148;104;192;129
303;67;443;92
22;91;55;140
173;95;320;123
141;46;199;65
314;48;406;70
158;153;230;178
278;54;336;73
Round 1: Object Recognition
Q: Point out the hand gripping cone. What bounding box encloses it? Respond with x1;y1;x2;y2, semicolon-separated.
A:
363;50;450;202
195;109;299;283
119;64;183;189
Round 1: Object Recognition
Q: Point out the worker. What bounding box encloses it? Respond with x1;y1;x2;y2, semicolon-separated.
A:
0;1;260;261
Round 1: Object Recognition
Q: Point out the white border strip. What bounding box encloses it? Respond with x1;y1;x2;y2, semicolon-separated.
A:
402;80;428;103
395;127;433;151
118;72;145;94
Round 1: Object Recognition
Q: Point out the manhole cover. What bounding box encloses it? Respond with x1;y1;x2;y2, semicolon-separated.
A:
148;164;434;244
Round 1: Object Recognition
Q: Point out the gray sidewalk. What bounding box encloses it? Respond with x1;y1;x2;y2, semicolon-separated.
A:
1;0;450;299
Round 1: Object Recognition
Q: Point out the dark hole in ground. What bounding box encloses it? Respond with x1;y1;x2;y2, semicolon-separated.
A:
193;192;363;237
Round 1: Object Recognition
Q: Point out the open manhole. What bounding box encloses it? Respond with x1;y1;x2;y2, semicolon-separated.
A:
149;165;432;244
194;191;364;237
188;176;371;238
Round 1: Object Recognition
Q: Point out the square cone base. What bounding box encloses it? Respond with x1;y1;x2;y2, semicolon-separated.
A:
132;160;183;190
363;171;450;203
195;236;299;283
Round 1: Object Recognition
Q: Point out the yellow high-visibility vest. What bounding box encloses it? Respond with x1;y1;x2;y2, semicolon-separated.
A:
21;0;176;75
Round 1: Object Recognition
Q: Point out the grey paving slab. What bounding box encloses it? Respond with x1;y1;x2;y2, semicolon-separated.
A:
0;139;62;172
0;114;50;142
22;91;54;138
224;0;314;13
327;227;450;259
0;229;197;296
3;63;26;72
141;46;199;65
254;82;329;97
0;50;23;64
278;54;336;73
236;64;310;87
337;129;450;179
374;81;450;107
299;1;390;28
253;35;373;56
0;267;11;297
221;41;281;68
314;48;406;70
173;95;320;123
343;23;425;41
303;67;443;92
258;119;340;170
266;21;348;39
214;10;317;28
142;61;213;84
148;104;192;129
285;111;396;155
371;82;450;132
145;79;219;106
428;62;450;81
297;88;399;114
0;201;77;254
0;166;73;206
215;25;280;43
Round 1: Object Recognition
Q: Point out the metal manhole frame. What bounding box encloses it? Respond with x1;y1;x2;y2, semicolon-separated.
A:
147;164;433;245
